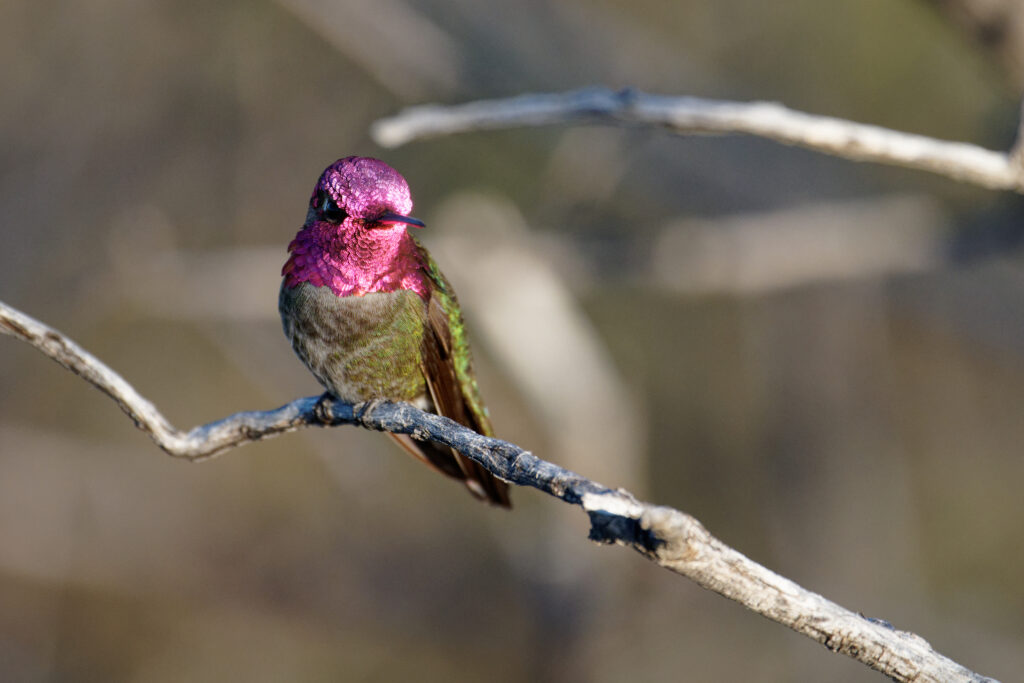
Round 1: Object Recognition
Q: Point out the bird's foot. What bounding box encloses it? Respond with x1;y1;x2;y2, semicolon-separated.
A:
313;392;335;424
354;398;386;427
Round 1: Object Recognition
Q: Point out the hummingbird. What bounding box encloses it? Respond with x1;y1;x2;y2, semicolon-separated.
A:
279;156;511;506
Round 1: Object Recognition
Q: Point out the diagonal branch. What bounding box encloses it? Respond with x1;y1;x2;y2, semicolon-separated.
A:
0;298;998;683
370;87;1024;193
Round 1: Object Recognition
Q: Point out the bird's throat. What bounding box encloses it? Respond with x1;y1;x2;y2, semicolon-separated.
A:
281;221;429;299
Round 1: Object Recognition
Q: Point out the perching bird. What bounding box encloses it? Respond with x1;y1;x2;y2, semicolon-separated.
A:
279;157;510;506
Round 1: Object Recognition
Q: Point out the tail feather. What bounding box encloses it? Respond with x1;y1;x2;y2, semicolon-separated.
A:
387;433;511;507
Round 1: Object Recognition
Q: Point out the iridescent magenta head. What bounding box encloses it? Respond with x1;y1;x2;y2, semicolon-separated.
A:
283;157;430;298
308;156;425;229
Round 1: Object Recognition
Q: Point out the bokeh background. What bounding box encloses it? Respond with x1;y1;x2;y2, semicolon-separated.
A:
2;1;1023;681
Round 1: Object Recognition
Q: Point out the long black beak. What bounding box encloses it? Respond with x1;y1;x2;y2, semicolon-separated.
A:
377;211;426;228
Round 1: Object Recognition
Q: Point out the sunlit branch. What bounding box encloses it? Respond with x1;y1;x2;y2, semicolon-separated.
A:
372;87;1024;193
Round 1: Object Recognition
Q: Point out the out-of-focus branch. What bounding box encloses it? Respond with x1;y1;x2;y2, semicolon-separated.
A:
0;298;999;682
371;87;1024;192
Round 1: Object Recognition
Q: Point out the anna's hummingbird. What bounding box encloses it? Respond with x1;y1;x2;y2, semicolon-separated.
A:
279;156;511;506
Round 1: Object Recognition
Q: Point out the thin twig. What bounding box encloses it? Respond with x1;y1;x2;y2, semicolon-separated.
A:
371;87;1024;192
0;298;998;683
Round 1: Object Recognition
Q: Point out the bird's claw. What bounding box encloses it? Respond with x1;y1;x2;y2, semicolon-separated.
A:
355;398;385;425
313;392;335;424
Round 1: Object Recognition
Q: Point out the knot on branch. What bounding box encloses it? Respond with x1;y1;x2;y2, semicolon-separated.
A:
587;510;664;554
582;490;664;553
615;86;639;107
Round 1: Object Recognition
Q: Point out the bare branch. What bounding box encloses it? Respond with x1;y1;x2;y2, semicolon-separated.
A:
0;298;998;683
0;300;312;460
371;87;1024;192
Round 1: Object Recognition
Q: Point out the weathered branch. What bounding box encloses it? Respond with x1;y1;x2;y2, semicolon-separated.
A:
370;87;1024;193
0;298;998;683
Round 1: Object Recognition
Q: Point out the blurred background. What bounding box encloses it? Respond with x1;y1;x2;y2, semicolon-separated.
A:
2;0;1023;681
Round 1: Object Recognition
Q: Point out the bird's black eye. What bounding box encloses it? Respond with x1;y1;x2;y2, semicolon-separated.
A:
318;191;347;223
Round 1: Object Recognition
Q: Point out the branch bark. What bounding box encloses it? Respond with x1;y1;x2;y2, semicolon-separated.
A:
0;298;999;682
371;87;1024;193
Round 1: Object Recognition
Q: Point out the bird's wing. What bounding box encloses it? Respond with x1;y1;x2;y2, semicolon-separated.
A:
411;238;511;507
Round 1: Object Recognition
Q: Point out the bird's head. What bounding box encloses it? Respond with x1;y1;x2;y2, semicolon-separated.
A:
307;156;425;232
